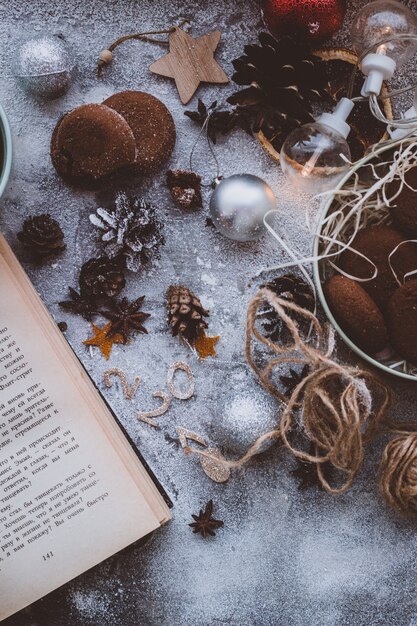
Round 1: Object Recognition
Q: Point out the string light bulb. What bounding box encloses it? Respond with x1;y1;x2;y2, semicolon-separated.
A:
279;2;417;192
280;98;354;194
351;0;417;96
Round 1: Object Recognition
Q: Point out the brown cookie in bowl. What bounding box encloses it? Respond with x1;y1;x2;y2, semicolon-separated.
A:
324;275;388;355
339;225;417;311
387;279;417;365
385;166;417;237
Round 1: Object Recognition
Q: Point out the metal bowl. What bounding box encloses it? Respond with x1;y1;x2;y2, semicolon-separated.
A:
313;138;417;382
0;105;12;199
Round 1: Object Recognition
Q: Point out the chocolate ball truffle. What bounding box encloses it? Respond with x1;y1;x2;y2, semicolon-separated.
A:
325;275;388;354
51;103;136;187
339;225;417;310
385;167;417;237
104;91;176;173
387;278;417;364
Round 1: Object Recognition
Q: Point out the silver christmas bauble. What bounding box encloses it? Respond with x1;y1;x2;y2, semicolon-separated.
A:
209;173;276;241
210;381;278;457
14;35;76;99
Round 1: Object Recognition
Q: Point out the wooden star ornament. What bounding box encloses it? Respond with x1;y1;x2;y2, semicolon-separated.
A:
150;27;229;104
83;322;125;360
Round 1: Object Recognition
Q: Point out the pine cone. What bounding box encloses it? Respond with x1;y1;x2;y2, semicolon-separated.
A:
167;285;209;344
89;192;165;272
259;274;314;342
227;33;329;150
17;214;66;259
79;257;125;299
167;170;202;209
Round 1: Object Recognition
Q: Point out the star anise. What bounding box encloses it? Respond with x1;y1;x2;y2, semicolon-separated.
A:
291;457;322;491
184;99;237;144
59;287;100;321
290;443;331;491
102;296;150;343
279;365;310;397
189;500;224;538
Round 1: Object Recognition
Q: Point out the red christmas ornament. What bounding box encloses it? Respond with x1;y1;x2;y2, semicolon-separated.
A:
262;0;346;45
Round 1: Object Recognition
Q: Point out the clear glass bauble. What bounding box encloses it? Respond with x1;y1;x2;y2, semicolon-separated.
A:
280;122;351;194
351;0;417;66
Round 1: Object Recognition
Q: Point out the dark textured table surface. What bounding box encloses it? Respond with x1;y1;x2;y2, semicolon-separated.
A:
2;0;417;625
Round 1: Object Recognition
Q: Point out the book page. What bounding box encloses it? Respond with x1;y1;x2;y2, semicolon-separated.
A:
0;239;163;621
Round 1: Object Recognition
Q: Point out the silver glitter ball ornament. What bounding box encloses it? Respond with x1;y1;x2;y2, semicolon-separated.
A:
209;173;276;241
14;35;76;98
210;375;278;457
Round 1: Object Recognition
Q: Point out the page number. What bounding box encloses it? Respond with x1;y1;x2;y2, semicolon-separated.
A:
42;551;54;561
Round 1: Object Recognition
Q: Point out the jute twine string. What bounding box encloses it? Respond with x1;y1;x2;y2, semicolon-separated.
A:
380;430;417;517
244;288;391;493
186;287;392;495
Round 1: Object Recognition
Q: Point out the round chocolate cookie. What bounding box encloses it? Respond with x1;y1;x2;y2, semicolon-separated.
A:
339;225;417;310
51;103;136;187
385;167;417;237
387;278;417;364
103;91;176;173
324;275;388;354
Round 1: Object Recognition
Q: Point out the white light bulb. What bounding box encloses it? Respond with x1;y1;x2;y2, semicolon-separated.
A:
280;98;353;195
351;0;417;96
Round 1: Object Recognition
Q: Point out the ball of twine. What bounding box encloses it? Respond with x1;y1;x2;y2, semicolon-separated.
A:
244;288;391;493
380;431;417;517
186;287;391;494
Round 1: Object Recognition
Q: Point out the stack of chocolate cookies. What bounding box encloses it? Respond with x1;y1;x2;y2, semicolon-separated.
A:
51;91;176;188
325;177;417;365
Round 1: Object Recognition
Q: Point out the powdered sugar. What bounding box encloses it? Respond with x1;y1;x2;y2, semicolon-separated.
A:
2;0;417;624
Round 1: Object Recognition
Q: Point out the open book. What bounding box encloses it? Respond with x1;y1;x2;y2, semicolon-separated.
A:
0;235;171;621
